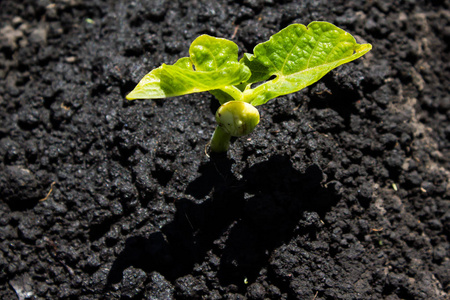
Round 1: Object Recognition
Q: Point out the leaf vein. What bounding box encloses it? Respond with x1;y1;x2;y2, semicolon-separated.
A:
305;28;329;69
280;30;306;74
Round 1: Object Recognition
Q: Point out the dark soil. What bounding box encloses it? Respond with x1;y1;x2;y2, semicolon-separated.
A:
1;0;449;299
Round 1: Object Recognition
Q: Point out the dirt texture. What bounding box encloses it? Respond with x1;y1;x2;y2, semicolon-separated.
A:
1;0;449;299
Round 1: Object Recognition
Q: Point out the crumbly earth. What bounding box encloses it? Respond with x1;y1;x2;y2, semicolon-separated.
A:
0;0;449;299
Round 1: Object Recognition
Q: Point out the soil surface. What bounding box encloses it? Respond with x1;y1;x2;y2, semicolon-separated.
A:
1;0;449;299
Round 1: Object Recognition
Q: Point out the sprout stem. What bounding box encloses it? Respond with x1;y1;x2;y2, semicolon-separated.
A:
220;86;243;101
210;126;231;153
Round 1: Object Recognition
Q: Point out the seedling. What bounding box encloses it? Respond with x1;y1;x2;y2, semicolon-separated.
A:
126;21;371;152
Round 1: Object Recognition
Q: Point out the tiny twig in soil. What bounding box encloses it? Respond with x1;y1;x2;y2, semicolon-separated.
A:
39;182;56;202
312;291;319;300
231;25;239;39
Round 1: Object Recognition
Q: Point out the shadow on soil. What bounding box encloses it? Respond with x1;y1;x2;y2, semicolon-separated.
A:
106;155;338;289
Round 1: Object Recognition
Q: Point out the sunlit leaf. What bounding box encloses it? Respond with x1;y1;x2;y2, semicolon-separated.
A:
241;22;372;106
126;36;250;100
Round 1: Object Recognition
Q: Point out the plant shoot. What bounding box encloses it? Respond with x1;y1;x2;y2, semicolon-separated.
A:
126;22;372;152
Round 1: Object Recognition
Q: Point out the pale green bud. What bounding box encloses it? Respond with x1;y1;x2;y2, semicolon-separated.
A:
215;101;260;137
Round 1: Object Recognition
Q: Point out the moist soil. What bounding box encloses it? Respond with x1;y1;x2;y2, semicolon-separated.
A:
1;0;449;299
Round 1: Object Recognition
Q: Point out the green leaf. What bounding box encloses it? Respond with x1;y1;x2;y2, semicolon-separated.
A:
126;35;250;100
189;35;250;104
190;35;239;71
242;21;372;106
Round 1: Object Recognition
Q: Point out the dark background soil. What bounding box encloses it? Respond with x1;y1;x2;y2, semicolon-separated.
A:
1;0;449;299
